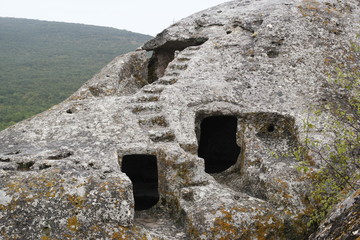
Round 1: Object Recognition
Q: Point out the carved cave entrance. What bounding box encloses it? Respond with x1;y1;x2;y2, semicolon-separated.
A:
197;116;241;173
147;38;208;82
121;154;159;211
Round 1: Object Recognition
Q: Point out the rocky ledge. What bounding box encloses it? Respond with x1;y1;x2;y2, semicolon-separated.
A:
0;0;359;239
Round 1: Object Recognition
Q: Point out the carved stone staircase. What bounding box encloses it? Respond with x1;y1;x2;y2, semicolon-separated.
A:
127;46;201;143
134;211;187;239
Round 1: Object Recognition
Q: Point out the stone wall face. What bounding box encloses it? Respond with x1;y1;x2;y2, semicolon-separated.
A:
1;0;359;239
0;170;134;239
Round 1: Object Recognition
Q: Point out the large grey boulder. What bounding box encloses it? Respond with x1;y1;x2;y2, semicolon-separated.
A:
0;0;359;239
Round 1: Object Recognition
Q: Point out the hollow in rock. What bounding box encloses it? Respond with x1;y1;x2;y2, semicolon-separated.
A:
122;154;159;210
198;116;240;173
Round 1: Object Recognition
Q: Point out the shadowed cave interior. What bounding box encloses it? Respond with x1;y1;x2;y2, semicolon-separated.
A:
147;37;209;82
198;116;241;173
121;154;159;211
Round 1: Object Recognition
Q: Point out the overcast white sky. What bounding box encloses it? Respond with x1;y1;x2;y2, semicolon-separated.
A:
0;0;229;36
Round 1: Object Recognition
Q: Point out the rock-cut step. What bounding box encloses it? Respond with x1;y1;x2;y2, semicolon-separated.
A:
148;129;176;142
138;115;169;128
162;71;180;78
134;212;187;240
129;103;163;115
178;45;202;57
163;62;188;78
176;57;191;62
142;85;165;94
186;45;201;51
132;94;160;103
157;76;178;85
167;63;188;71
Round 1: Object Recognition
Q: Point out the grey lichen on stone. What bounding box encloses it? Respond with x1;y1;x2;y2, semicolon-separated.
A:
1;0;360;239
70;50;150;99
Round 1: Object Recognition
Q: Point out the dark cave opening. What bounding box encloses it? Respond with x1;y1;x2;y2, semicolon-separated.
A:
121;154;159;211
147;37;208;83
197;116;241;173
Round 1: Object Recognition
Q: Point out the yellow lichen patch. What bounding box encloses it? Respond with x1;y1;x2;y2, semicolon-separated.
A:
174;162;194;186
2;176;63;211
111;226;149;240
67;216;79;232
41;237;58;240
298;0;322;17
112;232;127;240
269;178;296;203
186;220;202;239
5;181;23;193
275;178;289;188
206;207;252;240
232;206;251;213
67;194;85;208
95;179;128;200
297;0;345;31
211;211;238;238
352;189;360;198
283;193;294;199
44;187;58;199
253;213;285;240
5;173;65;200
45;180;56;188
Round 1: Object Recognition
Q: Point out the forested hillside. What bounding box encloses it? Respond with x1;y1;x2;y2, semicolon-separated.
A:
0;17;152;130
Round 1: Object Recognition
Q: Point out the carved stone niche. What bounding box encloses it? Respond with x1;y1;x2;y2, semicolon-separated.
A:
121;154;159;211
202;112;300;203
196;115;241;174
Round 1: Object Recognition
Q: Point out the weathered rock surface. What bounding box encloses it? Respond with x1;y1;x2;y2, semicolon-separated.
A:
1;0;359;239
310;188;360;240
70;51;150;99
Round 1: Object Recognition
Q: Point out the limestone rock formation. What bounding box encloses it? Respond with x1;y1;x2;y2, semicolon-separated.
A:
310;188;360;240
1;0;359;239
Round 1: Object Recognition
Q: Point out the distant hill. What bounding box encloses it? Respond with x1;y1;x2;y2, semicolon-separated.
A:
0;17;152;130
